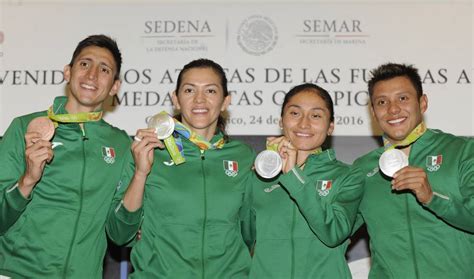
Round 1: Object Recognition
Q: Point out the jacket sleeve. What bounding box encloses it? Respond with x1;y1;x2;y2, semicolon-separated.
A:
279;166;364;247
351;212;366;236
106;149;144;245
425;139;474;232
0;117;32;235
240;172;256;252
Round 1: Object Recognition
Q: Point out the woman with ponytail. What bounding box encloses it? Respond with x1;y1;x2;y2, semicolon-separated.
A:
107;59;255;278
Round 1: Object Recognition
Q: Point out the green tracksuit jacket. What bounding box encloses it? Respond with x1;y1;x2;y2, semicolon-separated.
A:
353;129;474;278
0;96;131;279
249;149;364;279
106;133;255;278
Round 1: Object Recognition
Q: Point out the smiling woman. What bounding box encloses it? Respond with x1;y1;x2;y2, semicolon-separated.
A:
247;83;364;278
106;58;256;278
172;59;231;141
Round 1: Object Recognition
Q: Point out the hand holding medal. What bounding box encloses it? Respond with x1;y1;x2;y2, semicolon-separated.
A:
377;122;434;204
254;138;288;179
20;116;56;193
145;111;184;165
379;149;408;177
147;112;175;140
26;116;55;142
378;122;426;177
254;148;283;179
131;112;173;176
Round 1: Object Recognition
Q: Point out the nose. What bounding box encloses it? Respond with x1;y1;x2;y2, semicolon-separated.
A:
298;115;310;129
87;66;99;80
388;101;401;115
193;90;205;103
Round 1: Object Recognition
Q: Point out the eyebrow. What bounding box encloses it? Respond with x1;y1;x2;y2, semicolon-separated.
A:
287;104;326;111
374;92;411;101
182;82;219;87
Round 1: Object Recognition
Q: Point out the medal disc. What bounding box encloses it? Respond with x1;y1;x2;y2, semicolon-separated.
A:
254;150;282;179
148;113;175;139
379;149;409;177
27;117;55;141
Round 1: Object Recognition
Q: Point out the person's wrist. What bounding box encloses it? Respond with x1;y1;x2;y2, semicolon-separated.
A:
18;176;37;198
18;175;37;190
133;170;149;181
422;191;434;205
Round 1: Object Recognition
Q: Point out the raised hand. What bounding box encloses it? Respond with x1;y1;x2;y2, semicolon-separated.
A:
132;128;165;177
392;166;433;204
123;128;165;212
19;131;54;197
267;136;297;174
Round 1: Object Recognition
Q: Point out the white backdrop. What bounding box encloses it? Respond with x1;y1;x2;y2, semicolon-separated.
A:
0;1;472;136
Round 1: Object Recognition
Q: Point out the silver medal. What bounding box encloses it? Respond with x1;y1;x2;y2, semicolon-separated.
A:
379;149;409;177
147;113;175;139
254;150;283;179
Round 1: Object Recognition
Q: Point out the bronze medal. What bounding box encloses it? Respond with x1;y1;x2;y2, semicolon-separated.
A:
27;116;55;141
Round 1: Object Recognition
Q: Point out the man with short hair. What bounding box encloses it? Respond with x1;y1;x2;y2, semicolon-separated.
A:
353;63;473;278
0;34;131;278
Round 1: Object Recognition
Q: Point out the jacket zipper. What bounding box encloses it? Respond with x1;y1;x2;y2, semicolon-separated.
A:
291;204;296;279
200;150;207;279
62;126;87;277
406;148;420;279
405;195;420;278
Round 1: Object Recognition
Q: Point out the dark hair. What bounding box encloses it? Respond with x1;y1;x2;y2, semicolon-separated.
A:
368;63;423;100
175;58;229;139
69;34;122;80
281;83;334;123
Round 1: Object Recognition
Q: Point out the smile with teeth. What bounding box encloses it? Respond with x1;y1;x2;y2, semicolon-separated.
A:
192;108;208;113
295;132;312;137
388;117;406;124
81;83;97;90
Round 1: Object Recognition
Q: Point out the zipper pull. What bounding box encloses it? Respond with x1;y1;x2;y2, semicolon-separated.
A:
200;149;205;160
80;124;88;141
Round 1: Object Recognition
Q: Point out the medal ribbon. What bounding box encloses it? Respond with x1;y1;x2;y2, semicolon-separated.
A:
383;122;427;150
158;111;225;165
47;106;103;128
